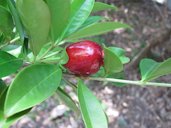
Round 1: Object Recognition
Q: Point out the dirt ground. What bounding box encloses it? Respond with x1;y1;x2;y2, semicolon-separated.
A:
11;0;171;128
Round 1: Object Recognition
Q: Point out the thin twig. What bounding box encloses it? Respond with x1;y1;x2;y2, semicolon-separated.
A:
64;74;171;87
88;77;171;87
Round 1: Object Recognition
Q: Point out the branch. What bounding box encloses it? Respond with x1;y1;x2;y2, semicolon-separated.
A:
64;74;171;87
88;77;171;87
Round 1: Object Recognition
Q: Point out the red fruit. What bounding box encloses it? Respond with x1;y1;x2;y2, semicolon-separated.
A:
64;40;103;76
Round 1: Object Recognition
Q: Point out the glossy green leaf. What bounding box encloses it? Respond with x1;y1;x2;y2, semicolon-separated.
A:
140;59;157;79
104;47;123;74
70;0;84;17
78;80;108;128
140;58;171;82
1;45;22;57
37;44;67;64
46;0;70;42
0;115;5;127
37;43;63;59
63;0;95;37
66;22;130;40
1;45;20;52
2;108;31;128
0;33;5;44
0;5;14;39
0;50;23;78
7;0;24;41
0;81;7;108
92;67;105;77
0;79;7;98
79;16;104;30
0;86;7;127
0;108;31;128
0;32;4;43
0;85;31;128
59;49;69;65
16;0;51;55
4;64;62;117
0;0;7;7
40;56;61;64
92;2;118;13
109;47;130;64
56;88;79;115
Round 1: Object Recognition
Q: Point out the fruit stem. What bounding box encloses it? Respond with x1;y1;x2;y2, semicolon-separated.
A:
87;77;171;87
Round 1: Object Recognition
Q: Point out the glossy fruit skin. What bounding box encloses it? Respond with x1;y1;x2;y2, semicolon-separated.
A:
64;40;103;76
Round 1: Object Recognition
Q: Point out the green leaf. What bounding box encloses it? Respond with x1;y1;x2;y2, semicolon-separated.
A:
0;0;7;8
104;47;123;74
92;67;105;77
63;0;95;37
2;108;31;128
37;43;63;59
66;22;130;40
59;49;69;65
92;2;118;13
0;32;4;43
37;44;67;64
109;47;130;64
0;85;31;128
1;45;22;57
79;16;104;30
0;81;7;108
0;5;14;39
0;79;7;98
0;117;5;128
0;85;7;127
140;58;171;82
16;0;51;55
0;109;31;128
56;88;79;115
1;45;20;52
46;0;70;42
4;64;62;117
78;80;108;128
7;0;24;41
140;59;158;79
0;33;5;44
0;99;5;127
0;50;23;78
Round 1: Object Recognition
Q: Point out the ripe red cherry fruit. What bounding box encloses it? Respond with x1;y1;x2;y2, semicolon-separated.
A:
64;40;103;76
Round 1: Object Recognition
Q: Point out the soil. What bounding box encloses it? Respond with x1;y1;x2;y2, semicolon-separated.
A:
11;0;171;128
